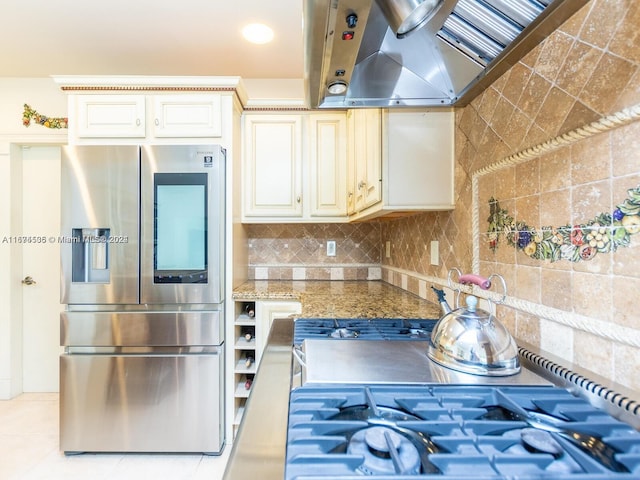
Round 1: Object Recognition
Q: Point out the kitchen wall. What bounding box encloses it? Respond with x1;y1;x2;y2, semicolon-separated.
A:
381;0;640;393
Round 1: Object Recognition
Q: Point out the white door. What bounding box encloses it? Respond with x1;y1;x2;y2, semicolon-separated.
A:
21;145;62;392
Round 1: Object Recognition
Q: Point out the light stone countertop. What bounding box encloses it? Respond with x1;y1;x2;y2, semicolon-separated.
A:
232;280;442;319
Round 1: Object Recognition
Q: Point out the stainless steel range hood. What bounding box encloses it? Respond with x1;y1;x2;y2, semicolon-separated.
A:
304;0;589;108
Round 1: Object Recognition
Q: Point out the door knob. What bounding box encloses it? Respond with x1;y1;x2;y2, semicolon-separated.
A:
21;276;36;286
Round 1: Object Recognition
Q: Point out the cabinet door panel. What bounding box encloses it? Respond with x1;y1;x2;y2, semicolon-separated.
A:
255;301;301;356
152;94;222;137
74;94;146;138
349;109;381;213
385;110;454;207
244;115;303;217
309;115;347;217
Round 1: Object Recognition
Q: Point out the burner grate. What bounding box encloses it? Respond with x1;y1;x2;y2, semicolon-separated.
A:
293;318;438;345
285;384;640;479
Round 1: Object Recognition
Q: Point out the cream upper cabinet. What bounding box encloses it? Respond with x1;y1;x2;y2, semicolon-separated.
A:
152;94;222;137
243;114;303;218
242;112;348;222
69;93;223;143
242;108;454;223
72;94;146;138
347;109;382;214
348;108;455;221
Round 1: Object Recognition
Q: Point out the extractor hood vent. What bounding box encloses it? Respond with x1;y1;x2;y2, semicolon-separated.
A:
437;0;544;67
304;0;588;108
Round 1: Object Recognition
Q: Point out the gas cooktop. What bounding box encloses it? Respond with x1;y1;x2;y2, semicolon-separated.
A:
293;318;438;346
285;384;640;479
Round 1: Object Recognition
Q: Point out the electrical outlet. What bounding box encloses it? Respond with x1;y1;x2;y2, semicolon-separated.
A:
385;241;391;258
326;240;336;256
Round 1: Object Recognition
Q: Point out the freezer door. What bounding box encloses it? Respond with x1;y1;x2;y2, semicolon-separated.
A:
60;348;224;454
140;145;225;304
60;145;140;305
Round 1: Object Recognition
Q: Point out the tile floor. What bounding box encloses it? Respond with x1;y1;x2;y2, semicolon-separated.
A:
0;393;230;480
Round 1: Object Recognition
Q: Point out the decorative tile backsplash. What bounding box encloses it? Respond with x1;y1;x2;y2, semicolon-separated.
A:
486;183;640;263
246;223;381;280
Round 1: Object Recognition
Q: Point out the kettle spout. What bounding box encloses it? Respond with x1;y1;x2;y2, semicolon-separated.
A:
431;286;452;315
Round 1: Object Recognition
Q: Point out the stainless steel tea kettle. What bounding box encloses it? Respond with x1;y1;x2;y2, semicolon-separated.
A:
428;269;520;376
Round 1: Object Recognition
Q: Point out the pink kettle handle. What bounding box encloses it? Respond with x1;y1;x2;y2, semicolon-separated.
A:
458;273;492;290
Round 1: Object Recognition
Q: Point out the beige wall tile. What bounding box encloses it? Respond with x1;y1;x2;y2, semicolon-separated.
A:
502;108;533;151
515;158;540;197
501;63;532;106
581;53;637;116
608;2;640;64
514;265;541;303
476;87;500;124
571;132;611;185
571;180;611;225
523;123;549;150
494;166;516;201
612;275;640;329
612;122;640;177
558;1;590;37
517;73;551;119
536;87;576;136
534;30;574;83
496;305;516;337
560;102;601;136
515;194;540;226
540;319;574;363
516;311;541;346
579;0;628;50
572;271;612;322
615;69;640;111
614;344;640;392
490;97;516;136
555;40;603;97
540;189;571;228
574;330;614;380
541;269;572;310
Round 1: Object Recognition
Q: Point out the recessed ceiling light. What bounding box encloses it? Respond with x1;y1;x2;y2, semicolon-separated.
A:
242;23;275;44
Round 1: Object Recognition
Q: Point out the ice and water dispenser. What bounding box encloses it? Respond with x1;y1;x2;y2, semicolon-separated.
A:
70;228;111;283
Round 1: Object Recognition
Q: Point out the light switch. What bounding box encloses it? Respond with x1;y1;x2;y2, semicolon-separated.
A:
385;241;391;258
430;240;439;266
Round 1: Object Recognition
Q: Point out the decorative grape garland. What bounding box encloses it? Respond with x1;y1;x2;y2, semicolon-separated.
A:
487;185;640;262
22;104;68;129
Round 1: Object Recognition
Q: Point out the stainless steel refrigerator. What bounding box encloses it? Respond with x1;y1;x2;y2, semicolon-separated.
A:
59;145;225;454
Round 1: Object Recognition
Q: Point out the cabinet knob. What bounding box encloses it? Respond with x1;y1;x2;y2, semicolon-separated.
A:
296;196;301;203
155;118;159;126
136;118;141;126
358;181;366;190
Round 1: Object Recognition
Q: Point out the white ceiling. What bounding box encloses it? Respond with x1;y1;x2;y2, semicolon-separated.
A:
0;0;304;79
